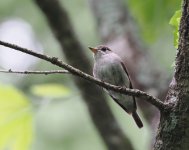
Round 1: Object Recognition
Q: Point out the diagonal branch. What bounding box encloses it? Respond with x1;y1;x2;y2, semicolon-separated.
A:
0;40;167;111
0;69;69;75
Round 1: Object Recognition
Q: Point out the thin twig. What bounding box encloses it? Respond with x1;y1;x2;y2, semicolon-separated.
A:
0;69;69;75
0;40;167;110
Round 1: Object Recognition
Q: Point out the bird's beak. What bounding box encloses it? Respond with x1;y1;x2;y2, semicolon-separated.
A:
88;47;97;54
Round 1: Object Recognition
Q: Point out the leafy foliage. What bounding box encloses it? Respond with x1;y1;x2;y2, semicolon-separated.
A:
0;84;33;150
169;10;181;48
127;0;181;42
30;83;71;98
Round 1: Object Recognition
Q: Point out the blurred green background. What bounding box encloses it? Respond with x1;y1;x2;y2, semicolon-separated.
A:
0;0;181;150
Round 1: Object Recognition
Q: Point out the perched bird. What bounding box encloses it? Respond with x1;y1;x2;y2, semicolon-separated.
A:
89;45;143;128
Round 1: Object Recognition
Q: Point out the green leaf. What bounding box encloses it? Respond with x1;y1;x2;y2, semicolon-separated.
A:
127;0;181;43
30;83;71;98
0;84;33;150
169;10;181;48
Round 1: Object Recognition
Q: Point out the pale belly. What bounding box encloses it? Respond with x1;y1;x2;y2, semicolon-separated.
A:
93;58;135;113
93;59;129;86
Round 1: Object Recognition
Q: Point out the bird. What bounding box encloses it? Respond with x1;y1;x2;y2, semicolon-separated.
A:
89;45;143;128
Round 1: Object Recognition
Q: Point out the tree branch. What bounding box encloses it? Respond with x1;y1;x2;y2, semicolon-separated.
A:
0;40;167;111
0;69;69;75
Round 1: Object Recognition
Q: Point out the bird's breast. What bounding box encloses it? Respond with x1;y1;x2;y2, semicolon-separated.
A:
93;57;128;86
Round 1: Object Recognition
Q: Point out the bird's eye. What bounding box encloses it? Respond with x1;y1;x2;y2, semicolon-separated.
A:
101;47;107;52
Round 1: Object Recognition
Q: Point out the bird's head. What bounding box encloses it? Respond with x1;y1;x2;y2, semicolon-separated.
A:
88;45;112;59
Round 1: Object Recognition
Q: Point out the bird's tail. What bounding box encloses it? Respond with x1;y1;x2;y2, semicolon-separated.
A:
132;111;143;128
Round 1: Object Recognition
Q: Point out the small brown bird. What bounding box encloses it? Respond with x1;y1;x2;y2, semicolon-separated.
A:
89;45;143;128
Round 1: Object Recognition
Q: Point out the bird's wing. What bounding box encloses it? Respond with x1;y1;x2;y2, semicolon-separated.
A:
108;92;130;113
120;62;137;110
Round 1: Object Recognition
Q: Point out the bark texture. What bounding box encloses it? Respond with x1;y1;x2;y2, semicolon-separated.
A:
154;1;189;149
34;0;134;149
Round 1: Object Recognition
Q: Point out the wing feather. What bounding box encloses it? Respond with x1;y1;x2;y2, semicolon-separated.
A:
120;62;137;110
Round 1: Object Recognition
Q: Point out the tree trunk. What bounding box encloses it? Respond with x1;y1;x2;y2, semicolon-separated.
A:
34;0;134;149
154;1;189;149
